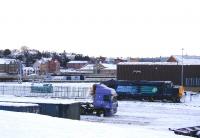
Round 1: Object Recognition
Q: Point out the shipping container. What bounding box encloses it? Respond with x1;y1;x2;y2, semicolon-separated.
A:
0;102;39;113
38;103;80;120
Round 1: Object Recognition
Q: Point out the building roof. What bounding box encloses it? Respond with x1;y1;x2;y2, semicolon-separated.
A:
169;55;200;65
101;63;116;70
118;62;181;65
68;61;88;64
80;63;116;70
37;58;52;64
80;64;94;70
0;59;16;64
23;67;34;71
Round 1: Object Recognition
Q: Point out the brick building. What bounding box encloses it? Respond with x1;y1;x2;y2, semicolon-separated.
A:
117;55;200;91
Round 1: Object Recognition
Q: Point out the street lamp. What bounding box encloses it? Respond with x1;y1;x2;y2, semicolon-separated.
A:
181;48;184;86
18;60;22;84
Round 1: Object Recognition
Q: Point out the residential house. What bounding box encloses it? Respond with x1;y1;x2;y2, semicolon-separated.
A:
0;58;18;81
0;58;18;74
23;67;35;76
67;61;88;69
33;58;60;75
48;59;60;74
33;58;51;75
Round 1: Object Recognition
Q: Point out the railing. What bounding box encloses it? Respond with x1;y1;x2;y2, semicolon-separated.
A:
0;84;91;99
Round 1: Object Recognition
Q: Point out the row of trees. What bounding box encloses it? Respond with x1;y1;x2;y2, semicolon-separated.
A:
0;46;91;67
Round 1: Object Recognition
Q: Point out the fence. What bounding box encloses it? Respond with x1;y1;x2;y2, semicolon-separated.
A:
0;84;91;99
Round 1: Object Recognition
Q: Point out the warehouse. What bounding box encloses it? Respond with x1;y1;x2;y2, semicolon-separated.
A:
117;56;200;91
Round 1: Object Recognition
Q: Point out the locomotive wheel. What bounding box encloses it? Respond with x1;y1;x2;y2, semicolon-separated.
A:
172;97;180;103
148;97;154;102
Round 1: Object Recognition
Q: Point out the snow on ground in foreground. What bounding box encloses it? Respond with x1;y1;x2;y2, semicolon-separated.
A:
81;92;200;132
0;110;185;138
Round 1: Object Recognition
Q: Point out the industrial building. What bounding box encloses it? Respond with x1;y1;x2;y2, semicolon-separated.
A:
117;55;200;91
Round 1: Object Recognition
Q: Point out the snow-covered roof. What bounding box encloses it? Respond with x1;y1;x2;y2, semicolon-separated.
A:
101;63;116;70
23;67;34;71
80;64;94;70
0;58;16;64
80;63;116;70
0;102;38;107
60;68;91;73
118;62;179;65
171;55;200;65
68;61;88;64
37;58;52;64
118;61;200;65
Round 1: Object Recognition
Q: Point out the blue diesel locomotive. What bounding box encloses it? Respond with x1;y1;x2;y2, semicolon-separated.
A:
102;79;184;102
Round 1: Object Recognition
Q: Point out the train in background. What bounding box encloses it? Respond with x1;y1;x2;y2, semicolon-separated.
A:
102;79;184;102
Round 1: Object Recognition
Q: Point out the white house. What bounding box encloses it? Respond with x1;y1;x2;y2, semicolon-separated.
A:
22;67;35;76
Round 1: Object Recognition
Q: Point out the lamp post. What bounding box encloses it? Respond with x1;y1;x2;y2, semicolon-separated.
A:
181;48;184;86
18;60;22;83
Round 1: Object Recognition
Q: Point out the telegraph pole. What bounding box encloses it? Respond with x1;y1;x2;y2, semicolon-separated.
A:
18;60;22;83
181;48;184;86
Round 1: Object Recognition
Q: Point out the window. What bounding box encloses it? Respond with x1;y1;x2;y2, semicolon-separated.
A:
186;78;200;86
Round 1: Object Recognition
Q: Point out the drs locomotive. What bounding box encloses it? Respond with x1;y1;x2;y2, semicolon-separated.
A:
102;79;184;102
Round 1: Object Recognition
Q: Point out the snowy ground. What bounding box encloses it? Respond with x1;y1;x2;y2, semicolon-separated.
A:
82;92;200;131
0;82;200;137
79;92;200;138
0;94;199;137
0;110;185;138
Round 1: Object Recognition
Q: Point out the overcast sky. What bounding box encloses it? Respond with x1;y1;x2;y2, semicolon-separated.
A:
0;0;200;57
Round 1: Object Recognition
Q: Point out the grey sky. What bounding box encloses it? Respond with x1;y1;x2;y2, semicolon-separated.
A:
0;0;200;57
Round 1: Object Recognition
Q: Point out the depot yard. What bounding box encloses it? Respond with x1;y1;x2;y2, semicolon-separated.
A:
81;93;200;132
0;82;200;137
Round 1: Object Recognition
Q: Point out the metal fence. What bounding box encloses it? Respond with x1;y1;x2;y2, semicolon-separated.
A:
0;84;91;99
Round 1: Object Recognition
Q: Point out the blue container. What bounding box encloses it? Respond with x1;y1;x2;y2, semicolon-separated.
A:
0;102;39;113
38;103;80;120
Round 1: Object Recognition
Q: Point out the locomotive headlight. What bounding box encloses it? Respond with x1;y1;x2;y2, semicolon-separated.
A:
179;86;184;97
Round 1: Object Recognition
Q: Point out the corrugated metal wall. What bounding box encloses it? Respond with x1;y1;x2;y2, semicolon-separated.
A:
117;64;200;86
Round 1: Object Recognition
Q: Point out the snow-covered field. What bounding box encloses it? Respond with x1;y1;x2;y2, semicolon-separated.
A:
0;82;200;137
0;93;199;137
82;93;200;131
0;110;185;138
